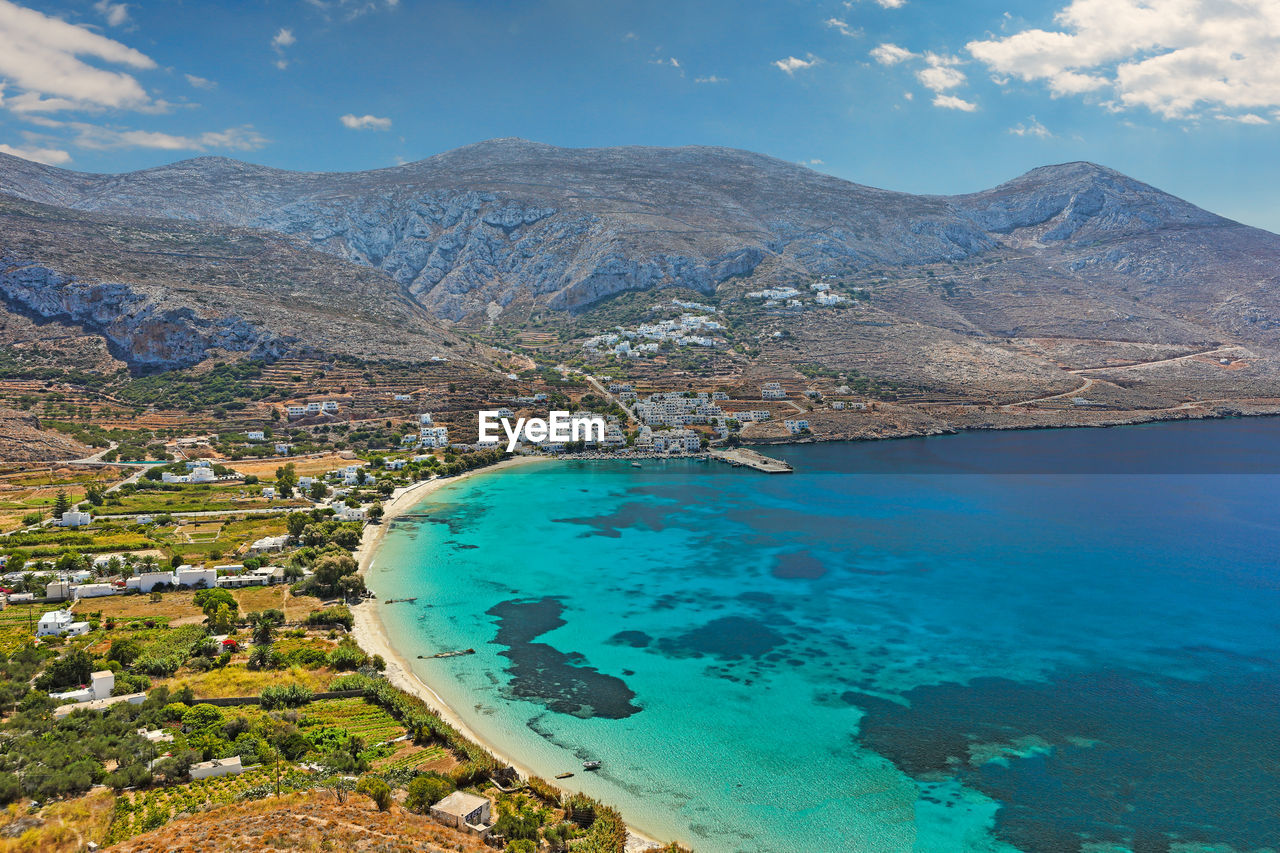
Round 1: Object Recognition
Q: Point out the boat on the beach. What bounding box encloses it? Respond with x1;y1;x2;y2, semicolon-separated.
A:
555;772;575;779
385;597;418;604
583;760;602;771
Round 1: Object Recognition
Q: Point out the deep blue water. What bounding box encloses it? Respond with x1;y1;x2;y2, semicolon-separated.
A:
367;419;1280;853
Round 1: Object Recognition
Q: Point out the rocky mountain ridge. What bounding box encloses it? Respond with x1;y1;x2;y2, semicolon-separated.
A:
3;140;1274;343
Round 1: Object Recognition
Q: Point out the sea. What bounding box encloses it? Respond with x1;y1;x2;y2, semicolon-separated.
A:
365;419;1280;853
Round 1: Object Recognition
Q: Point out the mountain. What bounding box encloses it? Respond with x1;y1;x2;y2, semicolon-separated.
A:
1;140;1278;392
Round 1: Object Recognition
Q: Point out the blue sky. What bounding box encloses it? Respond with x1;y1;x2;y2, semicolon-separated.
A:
1;0;1278;231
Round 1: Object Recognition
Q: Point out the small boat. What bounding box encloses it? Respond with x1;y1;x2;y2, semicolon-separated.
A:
555;772;575;779
582;760;602;771
631;462;641;468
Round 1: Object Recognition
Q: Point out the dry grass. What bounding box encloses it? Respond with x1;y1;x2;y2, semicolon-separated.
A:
109;790;491;853
164;664;334;698
232;585;324;622
0;789;114;853
231;452;357;479
73;591;203;623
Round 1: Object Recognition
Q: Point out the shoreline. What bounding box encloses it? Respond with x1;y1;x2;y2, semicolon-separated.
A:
350;455;666;853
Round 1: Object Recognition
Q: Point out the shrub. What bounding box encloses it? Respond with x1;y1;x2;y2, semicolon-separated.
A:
404;772;455;813
259;683;313;710
355;775;392;811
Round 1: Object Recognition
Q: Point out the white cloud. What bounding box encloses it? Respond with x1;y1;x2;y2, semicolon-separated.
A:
967;0;1280;119
340;113;391;130
30;117;268;151
824;18;859;38
93;0;129;27
870;43;916;65
916;53;966;92
1010;115;1053;137
933;94;977;111
184;73;216;90
774;54;819;75
694;75;726;84
874;0;907;7
272;27;295;68
0;0;155;112
0;142;71;164
1216;112;1269;125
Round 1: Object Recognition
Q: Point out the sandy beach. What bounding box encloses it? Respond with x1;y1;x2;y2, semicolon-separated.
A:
350;455;664;853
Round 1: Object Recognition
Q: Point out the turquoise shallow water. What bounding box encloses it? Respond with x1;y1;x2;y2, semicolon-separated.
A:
366;420;1280;853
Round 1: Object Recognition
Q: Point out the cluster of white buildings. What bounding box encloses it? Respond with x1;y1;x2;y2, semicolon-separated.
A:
648;428;702;453
285;400;341;419
784;418;811;434
746;286;803;308
761;382;789;400
162;466;215;485
634;391;728;428
629;391;771;444
57;511;92;528
584;313;726;357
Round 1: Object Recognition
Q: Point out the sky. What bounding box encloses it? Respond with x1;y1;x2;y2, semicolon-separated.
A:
0;0;1278;231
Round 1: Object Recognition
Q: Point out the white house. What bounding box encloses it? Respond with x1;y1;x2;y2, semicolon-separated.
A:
298;476;315;490
335;506;367;523
430;791;493;837
58;511;92;528
305;402;322;415
784;419;810;434
52;691;145;719
49;670;114;705
761;383;788;400
189;756;244;780
37;609;90;637
261;486;276;499
217;574;257;588
394;394;412;402
250;536;287;553
286;405;307;419
190;467;216;484
274;443;291;456
419;412;434;425
321;401;339;414
246;431;265;441
129;571;177;593
175;568;217;589
420;426;449;448
45;580;70;601
71;583;116;600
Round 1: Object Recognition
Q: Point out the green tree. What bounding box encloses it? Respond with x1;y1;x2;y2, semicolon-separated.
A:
34;649;94;691
355;775;392;811
285;511;310;539
194;587;238;620
275;463;298;498
52;490;71;520
405;772;455;813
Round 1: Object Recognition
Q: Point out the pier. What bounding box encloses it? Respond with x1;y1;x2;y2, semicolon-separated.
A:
709;448;793;473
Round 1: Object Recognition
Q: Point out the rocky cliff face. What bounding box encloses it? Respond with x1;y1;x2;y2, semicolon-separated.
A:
1;139;1278;347
0;256;292;369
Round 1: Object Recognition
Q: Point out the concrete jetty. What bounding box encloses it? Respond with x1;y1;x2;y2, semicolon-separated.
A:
709;448;793;473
